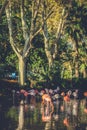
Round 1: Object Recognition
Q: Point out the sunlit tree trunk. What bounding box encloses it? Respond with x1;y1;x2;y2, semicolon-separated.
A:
82;69;87;78
43;23;53;69
18;56;26;86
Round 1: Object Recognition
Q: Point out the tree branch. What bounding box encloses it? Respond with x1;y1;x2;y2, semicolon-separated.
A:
33;0;41;19
56;8;65;39
5;1;20;58
20;0;28;40
0;0;9;19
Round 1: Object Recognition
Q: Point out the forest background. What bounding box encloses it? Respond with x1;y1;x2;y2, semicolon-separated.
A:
0;0;87;90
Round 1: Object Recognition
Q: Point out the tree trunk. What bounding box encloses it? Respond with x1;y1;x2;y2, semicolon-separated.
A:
75;61;79;78
72;39;79;78
44;43;53;69
18;56;26;86
83;69;87;78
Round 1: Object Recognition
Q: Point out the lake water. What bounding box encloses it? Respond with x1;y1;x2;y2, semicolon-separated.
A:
0;96;87;130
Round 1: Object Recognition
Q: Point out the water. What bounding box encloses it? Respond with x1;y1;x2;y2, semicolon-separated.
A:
0;98;87;130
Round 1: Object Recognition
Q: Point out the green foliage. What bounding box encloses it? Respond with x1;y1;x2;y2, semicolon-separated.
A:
27;48;49;81
65;0;85;40
27;46;61;86
79;63;86;72
6;53;18;70
0;6;10;63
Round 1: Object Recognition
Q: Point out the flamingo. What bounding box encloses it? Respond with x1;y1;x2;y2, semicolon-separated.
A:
63;95;70;102
42;94;52;105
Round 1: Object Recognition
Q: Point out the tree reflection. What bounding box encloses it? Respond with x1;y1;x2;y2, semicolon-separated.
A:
16;100;24;130
5;96;87;130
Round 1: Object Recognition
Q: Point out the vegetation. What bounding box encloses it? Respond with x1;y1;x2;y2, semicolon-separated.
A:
0;0;87;89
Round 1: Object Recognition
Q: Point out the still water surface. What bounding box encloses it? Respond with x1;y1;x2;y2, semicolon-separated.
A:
0;98;87;130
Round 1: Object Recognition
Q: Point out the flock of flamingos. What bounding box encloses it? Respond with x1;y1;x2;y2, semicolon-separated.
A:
12;87;87;130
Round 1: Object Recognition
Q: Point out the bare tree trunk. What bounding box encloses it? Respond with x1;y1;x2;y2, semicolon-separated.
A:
44;36;53;69
18;56;26;86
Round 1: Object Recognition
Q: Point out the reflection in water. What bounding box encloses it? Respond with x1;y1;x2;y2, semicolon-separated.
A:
44;121;52;130
12;90;16;105
41;93;58;130
72;99;79;116
84;92;87;113
62;99;79;129
41;94;54;122
63;117;70;127
16;100;24;130
3;90;87;130
44;120;57;130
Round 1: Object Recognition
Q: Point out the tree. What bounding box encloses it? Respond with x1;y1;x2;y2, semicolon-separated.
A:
41;0;72;69
65;0;87;78
5;0;43;86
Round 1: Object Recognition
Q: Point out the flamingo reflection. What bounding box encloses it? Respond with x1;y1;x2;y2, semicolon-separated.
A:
84;92;87;113
63;116;70;127
72;100;79;117
41;94;54;122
